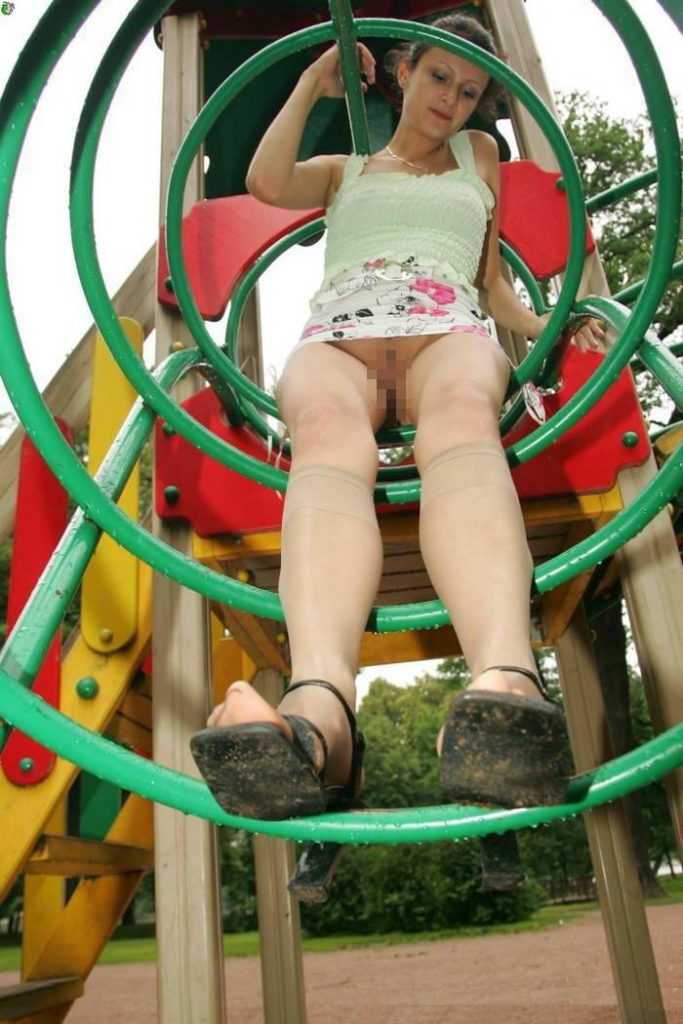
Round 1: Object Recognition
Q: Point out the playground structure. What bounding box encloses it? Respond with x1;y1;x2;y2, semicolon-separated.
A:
0;0;681;1021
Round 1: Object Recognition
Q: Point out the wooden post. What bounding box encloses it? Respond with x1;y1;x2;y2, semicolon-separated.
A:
488;0;683;852
487;3;670;1019
251;668;308;1024
555;609;666;1023
616;454;683;854
152;13;227;1024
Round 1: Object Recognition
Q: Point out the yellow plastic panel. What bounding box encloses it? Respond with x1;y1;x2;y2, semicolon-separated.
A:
81;318;143;652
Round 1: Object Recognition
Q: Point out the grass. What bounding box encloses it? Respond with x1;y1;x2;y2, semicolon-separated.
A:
1;875;681;974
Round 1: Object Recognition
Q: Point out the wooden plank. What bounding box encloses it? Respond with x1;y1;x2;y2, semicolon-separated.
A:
81;319;143;653
0;563;151;906
0;978;83;1020
27;835;153;877
540;521;595;643
359;626;458;666
106;713;152;756
555;609;666;1022
151;15;226;1024
0;247;156;545
616;453;683;857
23;795;152;983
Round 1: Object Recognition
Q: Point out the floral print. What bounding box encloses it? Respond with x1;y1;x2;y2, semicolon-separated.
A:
299;259;491;343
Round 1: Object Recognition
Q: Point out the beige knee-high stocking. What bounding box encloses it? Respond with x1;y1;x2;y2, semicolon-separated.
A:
419;442;535;678
279;464;383;698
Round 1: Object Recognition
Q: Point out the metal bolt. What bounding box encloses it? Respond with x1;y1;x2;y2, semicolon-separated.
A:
621;431;639;448
19;758;34;774
100;628;113;644
164;485;181;505
76;676;100;700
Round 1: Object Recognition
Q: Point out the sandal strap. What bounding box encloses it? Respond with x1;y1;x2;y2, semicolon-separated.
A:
482;665;553;702
283;679;365;801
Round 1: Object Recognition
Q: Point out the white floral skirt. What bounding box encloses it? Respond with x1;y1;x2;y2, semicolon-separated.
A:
296;257;493;345
287;258;545;424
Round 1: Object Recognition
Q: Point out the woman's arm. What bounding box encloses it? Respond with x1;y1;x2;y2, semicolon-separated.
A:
246;43;375;210
472;131;605;353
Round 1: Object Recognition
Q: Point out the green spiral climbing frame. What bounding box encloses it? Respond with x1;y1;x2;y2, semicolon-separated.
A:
0;0;681;843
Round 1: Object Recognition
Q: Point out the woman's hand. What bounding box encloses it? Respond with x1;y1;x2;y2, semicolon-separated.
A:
533;312;608;352
304;42;376;99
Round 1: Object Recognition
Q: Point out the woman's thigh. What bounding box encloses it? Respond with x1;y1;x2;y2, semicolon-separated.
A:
276;342;385;474
406;332;511;428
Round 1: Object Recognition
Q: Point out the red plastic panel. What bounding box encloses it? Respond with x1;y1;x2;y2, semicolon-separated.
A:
155;346;648;537
505;344;650;498
158;164;595;322
499;162;595;279
2;421;72;786
166;1;467;38
157;197;321;320
155;389;292;535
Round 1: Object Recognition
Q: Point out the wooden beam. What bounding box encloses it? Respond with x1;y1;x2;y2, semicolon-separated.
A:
151;14;226;1024
0;246;156;544
26;835;153;877
0;977;83;1021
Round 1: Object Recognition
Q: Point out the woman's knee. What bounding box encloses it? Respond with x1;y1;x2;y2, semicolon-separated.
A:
288;399;378;475
413;382;502;464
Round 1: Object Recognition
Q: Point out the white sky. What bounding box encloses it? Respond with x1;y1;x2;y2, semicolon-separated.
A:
0;0;680;694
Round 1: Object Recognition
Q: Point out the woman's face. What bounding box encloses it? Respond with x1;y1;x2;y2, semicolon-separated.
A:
398;47;490;138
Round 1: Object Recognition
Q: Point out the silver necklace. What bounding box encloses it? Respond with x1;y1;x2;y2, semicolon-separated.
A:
384;142;445;173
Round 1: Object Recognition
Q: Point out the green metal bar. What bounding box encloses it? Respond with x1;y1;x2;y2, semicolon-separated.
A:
69;0;292;491
0;0;678;638
629;334;683;410
166;18;588;437
655;0;683;31
0;659;680;841
614;259;683;306
585;168;657;214
632;339;682;376
0;0;682;840
0;347;197;744
500;241;549;314
535;434;682;594
328;0;370;154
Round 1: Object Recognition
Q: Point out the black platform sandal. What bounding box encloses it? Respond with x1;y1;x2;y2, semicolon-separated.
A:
440;665;574;809
190;679;364;825
440;666;573;891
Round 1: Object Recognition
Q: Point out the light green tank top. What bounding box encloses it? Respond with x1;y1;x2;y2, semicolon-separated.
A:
312;131;494;306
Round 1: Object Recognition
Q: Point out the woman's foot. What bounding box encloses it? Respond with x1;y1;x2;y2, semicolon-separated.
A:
207;679;354;789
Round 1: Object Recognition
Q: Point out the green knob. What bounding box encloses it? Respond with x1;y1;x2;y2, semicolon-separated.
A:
164;276;174;292
622;431;639;448
162;422;175;437
555;177;566;192
19;758;34;773
164;485;181;504
76;676;100;700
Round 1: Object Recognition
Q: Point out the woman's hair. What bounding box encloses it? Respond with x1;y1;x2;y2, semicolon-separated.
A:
385;13;506;121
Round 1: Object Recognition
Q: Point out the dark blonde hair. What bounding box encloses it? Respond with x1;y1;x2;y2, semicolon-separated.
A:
386;13;506;121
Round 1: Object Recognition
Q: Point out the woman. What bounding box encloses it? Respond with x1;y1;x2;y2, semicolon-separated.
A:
191;14;604;821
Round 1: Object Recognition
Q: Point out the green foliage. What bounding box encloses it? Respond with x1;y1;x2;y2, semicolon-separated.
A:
559;90;681;339
557;91;682;422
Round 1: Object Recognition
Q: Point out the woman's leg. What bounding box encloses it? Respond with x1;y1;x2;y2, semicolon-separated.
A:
209;341;385;788
407;333;540;698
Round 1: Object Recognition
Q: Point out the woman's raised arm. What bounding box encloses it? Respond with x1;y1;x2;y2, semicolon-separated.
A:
245;43;375;210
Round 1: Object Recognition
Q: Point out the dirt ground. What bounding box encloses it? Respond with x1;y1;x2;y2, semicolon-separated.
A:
3;903;681;1023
